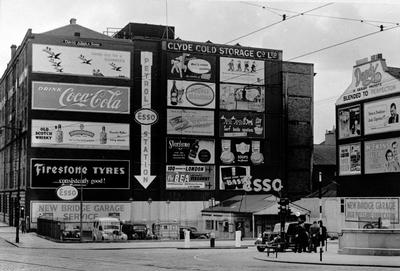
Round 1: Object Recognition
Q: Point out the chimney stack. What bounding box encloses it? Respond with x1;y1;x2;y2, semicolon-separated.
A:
11;45;17;58
70;18;77;25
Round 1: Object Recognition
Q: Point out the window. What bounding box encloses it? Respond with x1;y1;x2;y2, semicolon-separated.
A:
205;220;214;230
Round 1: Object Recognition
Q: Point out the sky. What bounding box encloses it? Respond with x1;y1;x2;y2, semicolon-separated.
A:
1;0;400;143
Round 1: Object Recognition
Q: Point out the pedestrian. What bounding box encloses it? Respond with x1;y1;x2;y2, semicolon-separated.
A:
21;219;26;234
309;221;320;252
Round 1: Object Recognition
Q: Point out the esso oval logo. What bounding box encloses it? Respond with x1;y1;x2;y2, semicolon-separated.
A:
56;185;78;200
134;108;159;125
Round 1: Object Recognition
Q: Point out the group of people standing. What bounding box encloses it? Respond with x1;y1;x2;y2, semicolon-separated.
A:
294;220;327;253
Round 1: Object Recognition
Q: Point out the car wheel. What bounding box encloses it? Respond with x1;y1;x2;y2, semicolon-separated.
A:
199;235;207;239
257;246;265;252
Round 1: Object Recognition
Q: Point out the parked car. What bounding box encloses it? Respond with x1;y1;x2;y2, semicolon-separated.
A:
179;226;210;239
92;217;127;241
61;225;80;241
122;223;150;240
255;222;311;252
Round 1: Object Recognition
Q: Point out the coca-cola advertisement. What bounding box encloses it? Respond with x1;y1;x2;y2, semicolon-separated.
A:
167;52;216;82
31;159;130;189
166;137;215;164
219;112;265;138
32;81;130;114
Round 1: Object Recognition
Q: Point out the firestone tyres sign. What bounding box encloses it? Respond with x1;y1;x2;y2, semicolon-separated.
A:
31;159;130;189
32;81;130;114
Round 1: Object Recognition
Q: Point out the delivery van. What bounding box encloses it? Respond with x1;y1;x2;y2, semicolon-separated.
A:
92;217;127;241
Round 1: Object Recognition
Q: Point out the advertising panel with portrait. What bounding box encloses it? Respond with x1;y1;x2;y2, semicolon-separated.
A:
31;120;129;150
338;105;361;139
220;57;264;85
364;97;400;135
167;80;215;109
167;52;216;82
365;137;400;174
32;44;130;79
220;84;265;112
166;137;215;164
166;165;215;190
339;143;361;175
167;109;214;136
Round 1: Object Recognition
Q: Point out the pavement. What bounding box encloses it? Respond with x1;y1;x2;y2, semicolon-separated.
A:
0;222;399;268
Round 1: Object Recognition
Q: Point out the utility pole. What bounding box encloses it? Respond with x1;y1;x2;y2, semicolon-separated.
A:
319;171;323;261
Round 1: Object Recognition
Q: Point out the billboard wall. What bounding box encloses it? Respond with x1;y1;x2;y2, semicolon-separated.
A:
32;44;130;79
365;138;400;174
31;120;129;150
339;143;361;175
32;81;130;114
364;97;400;135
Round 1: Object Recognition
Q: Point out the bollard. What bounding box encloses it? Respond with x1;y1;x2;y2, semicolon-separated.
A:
235;230;241;247
184;229;190;248
210;231;215;247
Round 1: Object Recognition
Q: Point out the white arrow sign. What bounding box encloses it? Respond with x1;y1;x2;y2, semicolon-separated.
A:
135;52;156;189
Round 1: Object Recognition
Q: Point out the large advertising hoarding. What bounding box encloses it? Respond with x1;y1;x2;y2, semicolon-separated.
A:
219;139;264;165
219;112;265;138
219;166;251;190
345;198;399;223
338;105;361;139
220;84;265;112
166;165;215;190
167;109;214;136
166;80;215;109
32;81;130;114
167;52;216;81
220;57;264;85
166;137;215;164
31;159;130;189
31;120;129;150
365;138;400;174
32;44;130;79
339;143;361;175
364;97;400;135
31;201;131;223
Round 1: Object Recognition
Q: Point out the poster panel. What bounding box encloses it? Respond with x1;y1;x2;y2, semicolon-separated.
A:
219;166;251;190
167;109;214;136
31;159;129;189
219;139;264;165
338;105;360;139
220;57;264;85
32;44;130;79
167;52;216;81
166;165;215;190
31;120;129;150
219;112;265;138
32;81;130;114
30;201;131;223
166;137;215;164
345;198;399;223
167;80;215;109
364;97;400;135
339;143;361;175
220;84;265;112
365;137;400;174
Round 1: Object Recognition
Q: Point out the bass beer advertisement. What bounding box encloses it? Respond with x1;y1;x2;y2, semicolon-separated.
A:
219;166;251;190
166;165;215;190
31;120;129;150
32;44;130;79
220;84;265;112
31;159;130;189
219;112;265;138
364;137;400;174
166;138;215;164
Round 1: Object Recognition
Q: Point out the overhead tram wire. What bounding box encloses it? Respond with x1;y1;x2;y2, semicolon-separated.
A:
224;2;334;45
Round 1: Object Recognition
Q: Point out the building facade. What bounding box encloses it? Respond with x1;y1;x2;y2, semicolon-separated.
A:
0;19;313;231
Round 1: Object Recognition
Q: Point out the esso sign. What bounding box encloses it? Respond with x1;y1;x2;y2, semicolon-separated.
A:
243;178;283;193
134;108;158;125
56;185;78;200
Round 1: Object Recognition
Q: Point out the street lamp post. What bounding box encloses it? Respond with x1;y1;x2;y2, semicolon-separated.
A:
0;125;22;243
